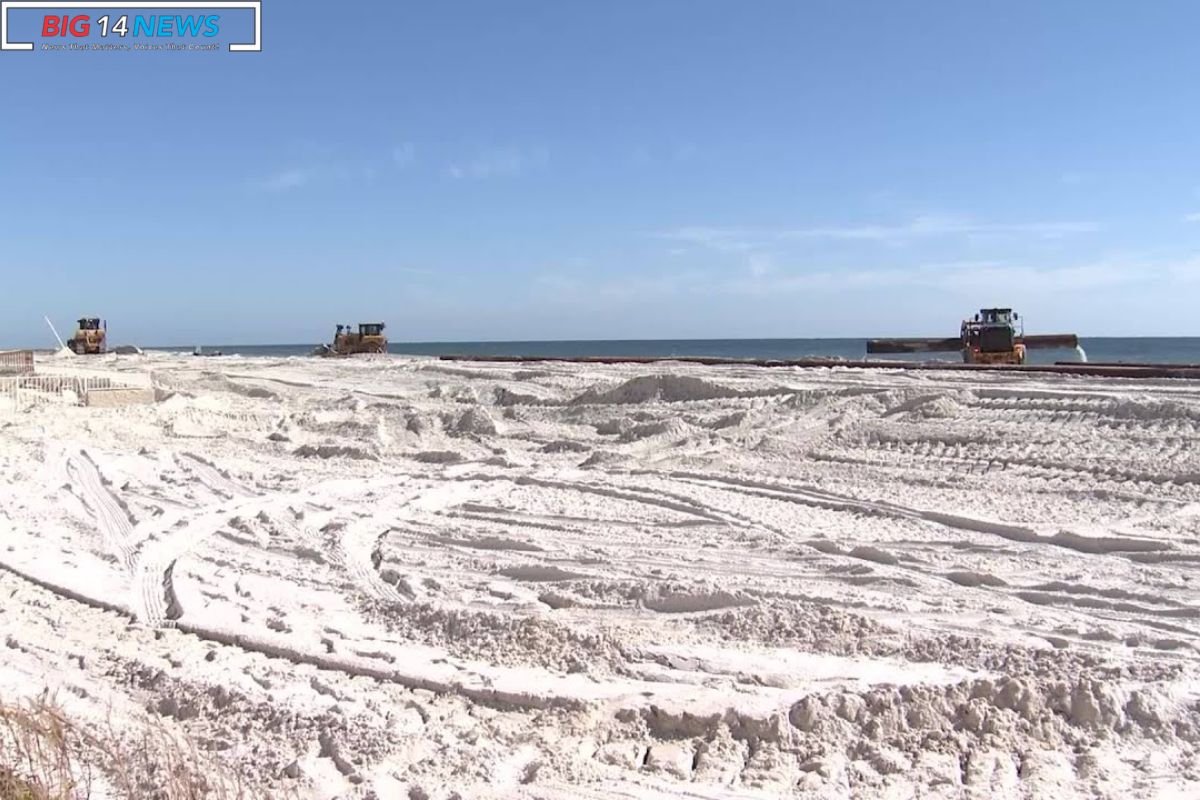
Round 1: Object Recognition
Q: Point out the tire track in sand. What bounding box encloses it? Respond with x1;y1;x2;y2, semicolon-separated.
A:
658;470;1176;557
178;452;258;499
64;450;139;571
130;454;267;625
304;516;415;604
0;516;590;715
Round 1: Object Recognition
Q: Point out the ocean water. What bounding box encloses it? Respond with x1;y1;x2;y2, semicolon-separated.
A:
163;338;1200;365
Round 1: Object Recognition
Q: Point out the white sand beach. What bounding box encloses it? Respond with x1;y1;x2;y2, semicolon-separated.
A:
1;352;1198;798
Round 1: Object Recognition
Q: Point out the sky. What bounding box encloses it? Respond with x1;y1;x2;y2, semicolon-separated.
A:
2;0;1200;346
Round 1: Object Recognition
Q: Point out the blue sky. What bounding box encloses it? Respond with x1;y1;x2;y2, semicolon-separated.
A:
2;0;1200;346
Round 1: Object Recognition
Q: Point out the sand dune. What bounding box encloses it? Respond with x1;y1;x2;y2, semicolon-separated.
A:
2;352;1198;798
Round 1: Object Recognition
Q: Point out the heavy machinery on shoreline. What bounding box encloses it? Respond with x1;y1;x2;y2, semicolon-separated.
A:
316;322;388;356
867;308;1078;365
67;317;107;355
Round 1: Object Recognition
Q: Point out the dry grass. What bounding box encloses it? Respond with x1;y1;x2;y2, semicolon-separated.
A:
0;700;77;800
1;696;274;800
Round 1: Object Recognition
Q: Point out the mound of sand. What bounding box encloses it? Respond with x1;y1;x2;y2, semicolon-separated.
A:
570;374;744;405
447;406;499;436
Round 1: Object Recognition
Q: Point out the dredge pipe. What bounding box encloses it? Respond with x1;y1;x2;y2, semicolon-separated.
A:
437;354;1200;379
1056;361;1200;370
1022;334;1080;349
866;337;961;354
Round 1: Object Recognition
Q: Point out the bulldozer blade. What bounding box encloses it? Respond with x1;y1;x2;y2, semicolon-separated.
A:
866;337;963;354
1020;334;1079;350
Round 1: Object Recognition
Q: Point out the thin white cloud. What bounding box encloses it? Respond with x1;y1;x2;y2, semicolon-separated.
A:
252;168;314;193
393;143;416;168
716;258;1165;297
252;144;416;192
672;143;702;162
660;215;1101;251
747;253;773;278
446;147;548;180
532;268;710;304
533;256;1185;308
657;226;757;253
1166;258;1200;283
631;146;654;166
1183;212;1200;223
250;164;361;193
780;215;1101;242
630;143;703;166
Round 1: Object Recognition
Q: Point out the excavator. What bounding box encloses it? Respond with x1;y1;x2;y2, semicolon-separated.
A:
317;322;388;356
67;317;107;355
867;308;1078;365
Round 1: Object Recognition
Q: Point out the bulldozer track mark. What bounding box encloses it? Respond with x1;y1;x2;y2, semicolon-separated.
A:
652;470;1174;557
597;481;781;536
454;472;771;534
129;496;291;625
953;408;1200;435
0;529;583;716
132;557;173;627
331;520;413;603
163;560;184;621
819;441;1200;491
961;394;1200;421
280;508;417;604
992;456;1200;488
808;450;996;478
440;509;592;535
178;453;259;500
1014;590;1200;621
65;450;139;571
666;473;906;525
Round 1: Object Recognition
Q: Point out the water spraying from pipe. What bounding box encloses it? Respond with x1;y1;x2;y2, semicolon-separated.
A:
1075;345;1088;363
44;315;65;350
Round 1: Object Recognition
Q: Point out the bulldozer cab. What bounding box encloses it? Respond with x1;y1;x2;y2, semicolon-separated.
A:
963;308;1019;354
359;323;385;337
979;308;1013;326
78;318;102;331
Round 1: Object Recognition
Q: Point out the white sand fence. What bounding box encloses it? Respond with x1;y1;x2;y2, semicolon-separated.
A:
0;358;153;415
0;349;35;375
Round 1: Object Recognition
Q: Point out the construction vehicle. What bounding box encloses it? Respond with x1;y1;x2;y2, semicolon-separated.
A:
961;308;1026;364
867;308;1078;365
321;322;388;356
67;318;107;355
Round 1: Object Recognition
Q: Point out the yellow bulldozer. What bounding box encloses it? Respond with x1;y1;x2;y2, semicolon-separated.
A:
67;317;107;355
320;322;388;356
868;308;1077;365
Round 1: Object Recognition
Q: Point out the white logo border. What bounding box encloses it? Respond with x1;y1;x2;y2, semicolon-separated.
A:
1;0;262;52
